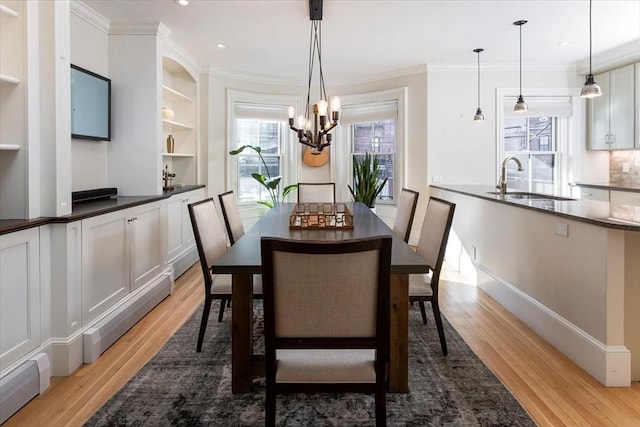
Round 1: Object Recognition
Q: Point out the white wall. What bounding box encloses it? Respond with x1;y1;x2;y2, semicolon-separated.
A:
70;8;109;192
426;65;593;188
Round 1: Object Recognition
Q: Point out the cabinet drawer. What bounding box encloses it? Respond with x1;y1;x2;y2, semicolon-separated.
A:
610;190;640;206
578;187;609;202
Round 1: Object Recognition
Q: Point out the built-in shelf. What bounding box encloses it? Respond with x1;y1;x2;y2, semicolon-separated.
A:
162;152;194;158
162;85;193;103
0;144;20;151
162;119;193;131
0;74;20;85
0;4;19;17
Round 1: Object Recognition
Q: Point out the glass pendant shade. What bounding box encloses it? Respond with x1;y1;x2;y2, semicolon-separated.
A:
473;48;484;122
581;75;602;98
474;108;485;122
514;95;528;113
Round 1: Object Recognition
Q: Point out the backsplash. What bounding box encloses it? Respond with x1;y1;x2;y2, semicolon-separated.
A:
610;150;640;184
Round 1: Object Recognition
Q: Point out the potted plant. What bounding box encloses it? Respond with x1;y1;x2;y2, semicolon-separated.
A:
348;152;388;209
229;145;297;208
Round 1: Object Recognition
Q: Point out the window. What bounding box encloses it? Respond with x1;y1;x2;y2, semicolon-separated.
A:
351;119;396;201
503;116;557;193
235;119;282;203
498;92;578;195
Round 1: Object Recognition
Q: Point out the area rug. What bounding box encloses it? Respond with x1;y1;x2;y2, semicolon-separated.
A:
86;302;535;426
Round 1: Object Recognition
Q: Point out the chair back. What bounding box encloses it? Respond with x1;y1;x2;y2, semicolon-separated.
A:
261;236;391;344
392;188;419;243
218;190;244;245
297;182;336;204
416;197;455;293
188;198;228;291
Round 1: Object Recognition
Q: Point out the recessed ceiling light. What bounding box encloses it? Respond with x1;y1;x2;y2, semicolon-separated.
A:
558;40;570;46
217;43;226;49
176;0;189;6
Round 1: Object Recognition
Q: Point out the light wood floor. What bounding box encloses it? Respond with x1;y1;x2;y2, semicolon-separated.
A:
5;264;640;426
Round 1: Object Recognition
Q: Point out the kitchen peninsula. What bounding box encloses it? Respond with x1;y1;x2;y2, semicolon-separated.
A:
430;184;640;387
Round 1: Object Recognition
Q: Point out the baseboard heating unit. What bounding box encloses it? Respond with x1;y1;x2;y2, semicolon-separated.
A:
83;274;172;363
0;354;49;424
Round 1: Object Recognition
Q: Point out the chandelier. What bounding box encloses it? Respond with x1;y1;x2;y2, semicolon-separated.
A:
288;0;340;154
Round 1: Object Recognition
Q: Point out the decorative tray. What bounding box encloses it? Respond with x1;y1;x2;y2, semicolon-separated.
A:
289;203;354;229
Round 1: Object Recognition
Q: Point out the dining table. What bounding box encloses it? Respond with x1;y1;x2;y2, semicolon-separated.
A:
210;202;429;393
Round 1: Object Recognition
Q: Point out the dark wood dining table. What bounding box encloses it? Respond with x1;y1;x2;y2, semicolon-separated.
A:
210;202;429;393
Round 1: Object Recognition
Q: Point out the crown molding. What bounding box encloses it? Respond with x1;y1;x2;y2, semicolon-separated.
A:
575;39;640;75
71;0;110;34
427;63;575;73
163;38;203;79
109;22;168;36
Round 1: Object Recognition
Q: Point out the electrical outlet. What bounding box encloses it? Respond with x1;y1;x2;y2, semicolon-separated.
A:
622;163;630;172
553;222;569;237
432;176;443;183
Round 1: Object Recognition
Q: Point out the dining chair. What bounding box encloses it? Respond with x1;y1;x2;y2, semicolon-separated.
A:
261;236;392;427
218;190;245;245
409;196;456;356
188;198;261;351
297;182;336;203
392;188;419;243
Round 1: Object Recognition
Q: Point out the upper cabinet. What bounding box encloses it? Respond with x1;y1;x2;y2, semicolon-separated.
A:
162;57;198;188
588;63;636;150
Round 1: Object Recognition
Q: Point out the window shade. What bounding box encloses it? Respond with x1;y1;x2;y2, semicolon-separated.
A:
340;100;398;125
504;96;573;118
234;102;288;121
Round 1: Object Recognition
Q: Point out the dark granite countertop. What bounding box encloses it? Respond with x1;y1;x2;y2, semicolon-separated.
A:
0;185;205;235
431;184;640;232
572;182;640;192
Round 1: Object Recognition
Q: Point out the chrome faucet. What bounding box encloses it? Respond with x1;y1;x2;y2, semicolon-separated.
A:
497;156;524;195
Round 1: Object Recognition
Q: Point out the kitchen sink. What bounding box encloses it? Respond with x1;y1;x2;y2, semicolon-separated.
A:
486;191;576;201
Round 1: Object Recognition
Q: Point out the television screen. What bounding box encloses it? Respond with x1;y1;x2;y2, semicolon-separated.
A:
70;64;111;141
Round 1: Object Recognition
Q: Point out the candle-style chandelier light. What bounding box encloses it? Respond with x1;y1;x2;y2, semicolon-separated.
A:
288;0;340;154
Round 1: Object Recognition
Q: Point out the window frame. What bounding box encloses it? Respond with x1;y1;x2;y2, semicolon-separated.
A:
496;88;583;196
332;87;407;206
226;90;300;207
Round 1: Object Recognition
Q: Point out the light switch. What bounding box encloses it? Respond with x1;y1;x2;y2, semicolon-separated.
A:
553;222;569;237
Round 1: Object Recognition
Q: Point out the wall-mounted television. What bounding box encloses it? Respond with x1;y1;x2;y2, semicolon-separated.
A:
70;64;111;141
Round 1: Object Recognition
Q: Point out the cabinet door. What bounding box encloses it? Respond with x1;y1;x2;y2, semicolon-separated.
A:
588;71;611;150
166;195;185;263
182;188;204;249
130;201;163;291
0;228;40;370
82;210;129;325
609;64;635;150
578;187;610;202
610;190;640;206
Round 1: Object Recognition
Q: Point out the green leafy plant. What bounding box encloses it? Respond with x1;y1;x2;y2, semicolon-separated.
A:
348;152;388;208
229;145;297;208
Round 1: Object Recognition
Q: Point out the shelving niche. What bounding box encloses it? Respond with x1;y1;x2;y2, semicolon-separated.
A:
0;0;28;219
162;57;197;188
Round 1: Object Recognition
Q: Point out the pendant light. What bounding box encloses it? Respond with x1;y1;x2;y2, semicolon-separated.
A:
580;0;602;98
473;48;485;122
513;20;528;113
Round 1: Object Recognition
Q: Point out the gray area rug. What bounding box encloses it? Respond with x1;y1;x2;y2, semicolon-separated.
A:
86;302;535;426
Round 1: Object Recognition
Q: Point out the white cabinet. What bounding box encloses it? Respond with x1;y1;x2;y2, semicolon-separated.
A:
81;201;163;325
610;190;640;206
166;188;204;277
577;187;610;202
588;64;636;150
162;57;198;189
0;227;40;370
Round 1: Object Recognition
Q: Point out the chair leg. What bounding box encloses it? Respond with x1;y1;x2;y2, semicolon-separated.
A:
418;301;428;324
431;300;448;355
375;388;387;427
265;390;276;427
217;297;228;322
197;296;212;352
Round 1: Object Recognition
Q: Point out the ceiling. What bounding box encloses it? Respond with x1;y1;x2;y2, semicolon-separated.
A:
81;0;640;82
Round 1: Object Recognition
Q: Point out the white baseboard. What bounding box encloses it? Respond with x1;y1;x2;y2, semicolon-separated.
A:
0;353;49;424
475;263;631;387
170;246;198;279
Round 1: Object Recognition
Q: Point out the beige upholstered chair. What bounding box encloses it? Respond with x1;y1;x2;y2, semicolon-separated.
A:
297;182;336;203
261;236;392;427
409;196;456;355
218;190;245;245
188;198;262;351
392;188;419;243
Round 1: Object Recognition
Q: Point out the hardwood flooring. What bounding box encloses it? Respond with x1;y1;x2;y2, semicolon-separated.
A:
5;264;639;426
